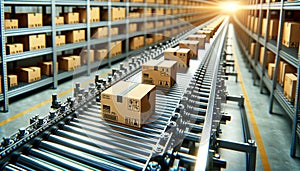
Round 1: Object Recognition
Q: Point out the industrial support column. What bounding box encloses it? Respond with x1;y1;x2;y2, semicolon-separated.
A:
51;0;58;89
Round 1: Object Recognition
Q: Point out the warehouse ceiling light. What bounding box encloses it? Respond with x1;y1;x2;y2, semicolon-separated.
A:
221;2;239;13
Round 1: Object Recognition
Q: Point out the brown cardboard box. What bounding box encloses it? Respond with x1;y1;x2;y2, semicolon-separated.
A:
95;49;108;60
80;50;95;65
19;68;35;83
179;40;199;58
129;23;137;33
165;9;172;15
101;81;156;128
268;19;279;40
250;16;255;31
250;42;256;58
15;13;42;28
247;15;251;29
283;73;297;102
203;27;214;37
197;30;210;43
282;22;300;48
146;0;156;3
40;61;58;76
111;41;122;56
74;7;100;23
278;61;296;86
172;28;178;35
102;8;126;21
152;34;163;42
130;36;144;50
137;8;152;17
142;60;177;88
259;47;275;68
130;0;144;2
157;0;164;4
44;15;64;25
4;19;18;29
139;22;154;31
153;8;164;16
111;27;119;36
253;17;259;33
188;34;205;49
268;63;275;80
47;35;66;47
65;30;85;43
8;75;18;87
164;30;171;38
72;56;81;68
156;21;164;28
164;48;190;68
129;12;140;18
59;57;74;71
6;43;23;55
63;12;79;24
92;27;108;38
146;38;154;45
29;67;41;81
19;34;46;51
261;18;267;37
165;20;171;26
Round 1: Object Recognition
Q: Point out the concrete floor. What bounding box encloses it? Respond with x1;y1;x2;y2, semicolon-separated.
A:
0;23;299;170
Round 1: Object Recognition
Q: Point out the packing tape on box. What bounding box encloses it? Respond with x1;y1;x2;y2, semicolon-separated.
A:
117;82;139;103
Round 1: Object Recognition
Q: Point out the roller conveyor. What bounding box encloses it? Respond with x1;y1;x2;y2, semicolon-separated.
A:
0;16;242;171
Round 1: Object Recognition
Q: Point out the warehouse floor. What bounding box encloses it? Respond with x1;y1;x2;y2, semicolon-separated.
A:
0;24;299;170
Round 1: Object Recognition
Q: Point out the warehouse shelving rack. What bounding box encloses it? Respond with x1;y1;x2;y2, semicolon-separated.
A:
233;0;299;157
0;0;218;112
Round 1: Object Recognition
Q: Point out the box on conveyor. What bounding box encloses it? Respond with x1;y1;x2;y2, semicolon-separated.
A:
188;34;206;49
101;81;156;128
164;48;191;69
178;40;199;58
142;60;177;88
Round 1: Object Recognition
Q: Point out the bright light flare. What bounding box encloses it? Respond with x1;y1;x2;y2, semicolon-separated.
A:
221;2;239;13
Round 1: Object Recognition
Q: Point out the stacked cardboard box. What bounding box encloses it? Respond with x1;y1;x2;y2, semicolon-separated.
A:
142;60;177;88
6;44;23;55
19;34;46;51
278;61;296;86
179;40;199;58
101;81;156;128
164;48;191;68
92;27;108;38
74;7;100;23
18;67;41;83
59;56;81;71
188;34;206;49
8;75;18;88
102;8;126;21
44;15;64;25
64;12;79;24
40;61;58;76
259;47;275;68
197;30;211;43
95;49;108;60
4;19;18;29
15;13;43;28
283;73;297;102
47;35;66;47
130;36;145;50
282;22;300;48
80;50;95;65
65;30;85;43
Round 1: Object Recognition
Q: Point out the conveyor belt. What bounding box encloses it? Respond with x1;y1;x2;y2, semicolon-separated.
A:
0;16;229;171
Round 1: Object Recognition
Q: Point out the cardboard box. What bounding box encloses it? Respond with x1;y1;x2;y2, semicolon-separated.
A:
40;61;59;76
282;22;300;48
95;49;108;60
4;19;18;29
157;0;164;4
278;61;296;86
165;20;171;26
250;42;256;58
101;81;156;128
197;30;211;43
253;17;259;33
165;9;172;15
6;43;23;55
142;60;177;88
59;57;74;71
156;21;164;28
164;30;172;38
283;73;297;102
146;0;156;3
19;34;46;51
129;23;137;33
139;22;154;31
153;8;164;16
137;8;152;17
130;36;144;50
102;8;126;21
74;7;100;23
179;40;199;58
259;47;275;68
92;27;108;38
164;48;190;68
44;15;64;25
146;38;154;45
261;18;267;37
15;13;43;28
203;27;214;37
47;35;66;47
111;27;119;36
63;12;79;24
19;67;41;83
110;41;122;56
8;75;18;88
268;19;279;40
80;50;95;65
188;34;205;49
250;16;255;32
129;12;140;18
65;30;85;43
29;67;41;81
268;63;275;79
